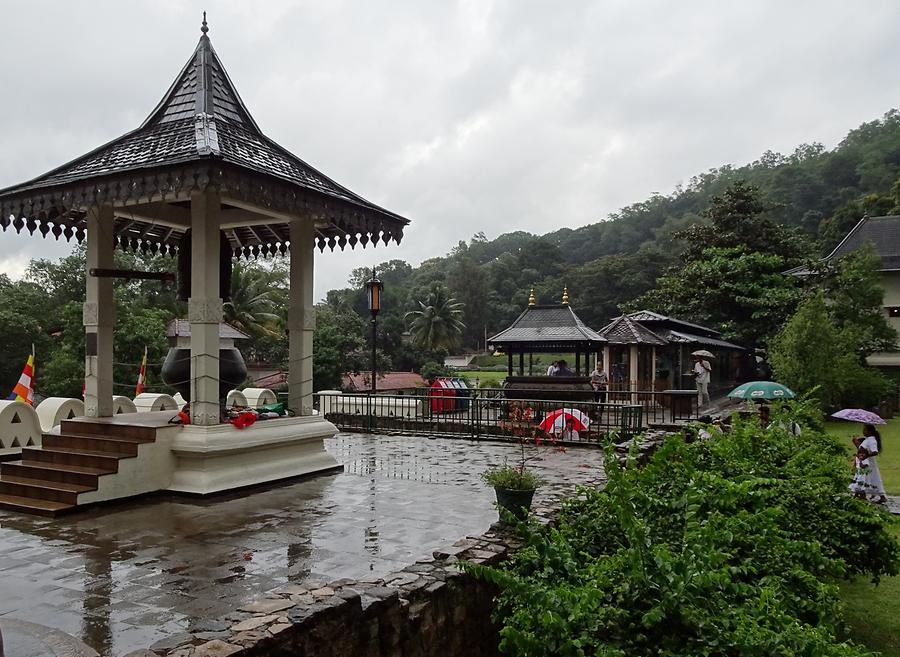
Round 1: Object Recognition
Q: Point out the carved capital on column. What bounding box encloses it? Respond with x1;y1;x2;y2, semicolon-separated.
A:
188;298;224;324
288;306;316;331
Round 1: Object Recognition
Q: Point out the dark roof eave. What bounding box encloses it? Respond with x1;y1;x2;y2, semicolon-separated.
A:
0;158;409;228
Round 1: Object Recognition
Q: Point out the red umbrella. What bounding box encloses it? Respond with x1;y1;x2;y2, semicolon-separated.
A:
538;408;590;433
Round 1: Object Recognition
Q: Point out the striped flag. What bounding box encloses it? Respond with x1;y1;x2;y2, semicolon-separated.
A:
9;348;35;405
135;346;148;395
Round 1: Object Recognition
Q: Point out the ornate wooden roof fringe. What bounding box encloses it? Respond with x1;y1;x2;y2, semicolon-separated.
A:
0;15;408;260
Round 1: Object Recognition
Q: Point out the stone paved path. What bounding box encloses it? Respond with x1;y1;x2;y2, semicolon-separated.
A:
0;434;604;656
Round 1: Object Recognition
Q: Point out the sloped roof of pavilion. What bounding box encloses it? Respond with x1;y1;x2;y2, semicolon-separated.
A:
487;304;607;352
597;315;666;346
0;17;408;259
604;310;743;350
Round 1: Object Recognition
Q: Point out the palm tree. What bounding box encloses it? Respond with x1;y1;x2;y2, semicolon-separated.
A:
405;284;465;351
224;263;281;338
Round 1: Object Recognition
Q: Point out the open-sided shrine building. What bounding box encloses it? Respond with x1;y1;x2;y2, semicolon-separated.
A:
0;17;409;514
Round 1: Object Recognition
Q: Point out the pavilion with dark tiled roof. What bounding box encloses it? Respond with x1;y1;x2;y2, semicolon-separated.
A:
598;311;744;392
487;288;606;377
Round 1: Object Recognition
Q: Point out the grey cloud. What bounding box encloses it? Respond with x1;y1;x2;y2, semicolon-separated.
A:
2;0;900;299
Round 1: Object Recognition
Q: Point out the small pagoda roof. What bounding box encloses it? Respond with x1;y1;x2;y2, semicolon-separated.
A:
166;319;249;340
597;315;666;345
0;16;408;258
487;304;606;352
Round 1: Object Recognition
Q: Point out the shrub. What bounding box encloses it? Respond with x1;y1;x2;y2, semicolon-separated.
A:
466;408;899;657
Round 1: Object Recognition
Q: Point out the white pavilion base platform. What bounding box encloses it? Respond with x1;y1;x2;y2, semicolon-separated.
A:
168;414;341;495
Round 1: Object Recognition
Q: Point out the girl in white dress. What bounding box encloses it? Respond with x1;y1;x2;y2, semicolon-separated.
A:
850;424;887;504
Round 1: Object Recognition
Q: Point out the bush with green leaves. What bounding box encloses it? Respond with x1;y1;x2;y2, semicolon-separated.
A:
466;409;898;657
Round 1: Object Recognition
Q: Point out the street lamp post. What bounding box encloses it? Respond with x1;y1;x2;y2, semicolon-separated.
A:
365;268;383;394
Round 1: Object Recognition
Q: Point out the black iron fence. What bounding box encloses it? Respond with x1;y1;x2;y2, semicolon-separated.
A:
313;387;698;444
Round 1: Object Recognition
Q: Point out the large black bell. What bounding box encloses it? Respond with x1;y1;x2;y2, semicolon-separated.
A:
161;346;247;403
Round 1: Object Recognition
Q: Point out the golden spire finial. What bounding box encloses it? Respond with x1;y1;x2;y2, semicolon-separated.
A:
528;287;536;306
561;287;569;305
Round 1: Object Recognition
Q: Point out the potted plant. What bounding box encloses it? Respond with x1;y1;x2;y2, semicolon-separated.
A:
481;459;546;520
482;410;554;519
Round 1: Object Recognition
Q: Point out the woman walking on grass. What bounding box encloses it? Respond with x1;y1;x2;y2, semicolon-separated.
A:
849;424;887;504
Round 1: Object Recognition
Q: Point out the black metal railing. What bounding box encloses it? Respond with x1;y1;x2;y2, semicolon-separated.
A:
313;387;698;444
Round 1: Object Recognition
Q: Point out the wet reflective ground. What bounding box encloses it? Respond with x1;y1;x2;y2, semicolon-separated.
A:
0;434;604;656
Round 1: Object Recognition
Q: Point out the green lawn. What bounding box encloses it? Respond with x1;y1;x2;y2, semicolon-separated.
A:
456;370;506;388
825;419;900;495
839;520;900;657
826;419;900;656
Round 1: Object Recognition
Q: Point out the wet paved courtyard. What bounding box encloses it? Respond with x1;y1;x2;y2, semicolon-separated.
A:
0;433;604;656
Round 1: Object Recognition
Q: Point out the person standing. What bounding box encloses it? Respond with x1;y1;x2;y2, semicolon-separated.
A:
692;355;711;408
590;361;608;403
851;424;888;504
546;360;558;376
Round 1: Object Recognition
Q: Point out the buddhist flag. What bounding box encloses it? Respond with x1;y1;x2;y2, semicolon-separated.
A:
9;347;35;405
135;346;148;395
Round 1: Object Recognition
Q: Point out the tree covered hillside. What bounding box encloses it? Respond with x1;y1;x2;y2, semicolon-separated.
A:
327;109;900;346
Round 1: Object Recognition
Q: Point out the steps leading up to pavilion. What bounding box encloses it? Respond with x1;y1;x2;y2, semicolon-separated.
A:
0;416;161;516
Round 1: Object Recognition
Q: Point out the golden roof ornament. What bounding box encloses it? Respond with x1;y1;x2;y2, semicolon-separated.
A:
528;288;536;306
561;287;569;305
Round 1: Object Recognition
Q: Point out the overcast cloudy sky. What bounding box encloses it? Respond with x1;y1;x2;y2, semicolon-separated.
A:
2;0;900;299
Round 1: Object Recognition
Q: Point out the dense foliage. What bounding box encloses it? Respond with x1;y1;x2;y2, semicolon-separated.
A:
467;412;899;657
769;292;894;410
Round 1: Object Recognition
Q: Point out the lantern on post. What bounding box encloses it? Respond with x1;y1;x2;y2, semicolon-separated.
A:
365;268;384;393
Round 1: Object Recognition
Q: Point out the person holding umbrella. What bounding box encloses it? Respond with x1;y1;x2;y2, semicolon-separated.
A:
832;410;888;504
691;351;713;408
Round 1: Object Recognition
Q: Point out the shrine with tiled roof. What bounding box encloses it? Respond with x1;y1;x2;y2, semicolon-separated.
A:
0;15;403;513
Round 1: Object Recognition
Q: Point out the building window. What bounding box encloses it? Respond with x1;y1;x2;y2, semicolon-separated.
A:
887;307;900;317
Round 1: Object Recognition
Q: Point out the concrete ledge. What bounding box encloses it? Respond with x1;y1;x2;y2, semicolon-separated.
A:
168;416;340;495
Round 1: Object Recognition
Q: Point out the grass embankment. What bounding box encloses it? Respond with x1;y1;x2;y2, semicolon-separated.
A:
827;419;900;657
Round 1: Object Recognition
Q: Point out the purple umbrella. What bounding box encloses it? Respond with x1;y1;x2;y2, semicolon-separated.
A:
830;408;886;425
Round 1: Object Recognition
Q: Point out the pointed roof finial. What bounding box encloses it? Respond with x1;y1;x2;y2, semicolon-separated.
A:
561;287;569;305
528;288;536;306
201;11;209;34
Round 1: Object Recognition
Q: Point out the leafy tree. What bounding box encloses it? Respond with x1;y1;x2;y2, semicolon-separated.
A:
769;292;892;409
313;305;391;391
224;262;282;339
405;283;465;351
637;182;805;347
806;244;897;355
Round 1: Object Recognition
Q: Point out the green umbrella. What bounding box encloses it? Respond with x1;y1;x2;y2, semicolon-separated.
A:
727;380;795;400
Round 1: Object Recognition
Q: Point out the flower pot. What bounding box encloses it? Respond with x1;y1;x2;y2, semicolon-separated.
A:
494;487;536;520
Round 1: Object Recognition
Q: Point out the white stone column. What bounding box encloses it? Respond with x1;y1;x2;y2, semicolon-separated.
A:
289;218;315;416
651;346;658;390
84;206;115;417
189;189;222;426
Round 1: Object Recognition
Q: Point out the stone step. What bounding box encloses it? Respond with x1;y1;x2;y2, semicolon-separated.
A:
1;460;106;487
59;419;157;442
0;493;73;517
0;475;94;505
22;446;125;472
43;433;141;456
